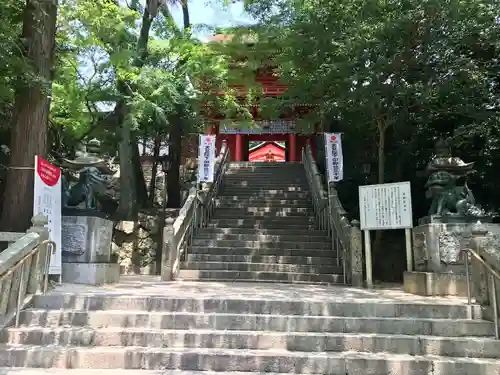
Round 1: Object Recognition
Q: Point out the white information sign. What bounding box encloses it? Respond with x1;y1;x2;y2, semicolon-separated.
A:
359;181;413;230
197;135;216;183
33;155;62;275
324;133;344;182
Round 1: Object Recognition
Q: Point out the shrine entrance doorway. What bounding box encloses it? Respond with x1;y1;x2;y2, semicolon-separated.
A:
248;141;287;162
210;120;317;162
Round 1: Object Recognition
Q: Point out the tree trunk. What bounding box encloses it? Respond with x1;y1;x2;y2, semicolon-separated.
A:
115;3;154;218
132;135;148;207
377;124;386;184
373;121;388;278
116;105;137;219
181;0;190;27
165;1;190;209
148;133;161;204
0;0;58;232
166;113;182;208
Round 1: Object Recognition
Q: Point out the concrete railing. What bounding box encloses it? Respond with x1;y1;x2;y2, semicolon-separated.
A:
462;224;500;337
0;214;55;328
161;140;230;281
302;143;363;287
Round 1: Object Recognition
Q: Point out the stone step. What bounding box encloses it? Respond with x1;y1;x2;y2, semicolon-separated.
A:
221;188;308;194
191;239;330;250
216;202;311;208
215;207;312;214
222;183;309;189
4;327;500;358
224;173;307;177
206;221;318;229
0;370;318;375
19;310;494;336
0;345;499;373
213;211;313;218
177;270;343;284
181;261;340;274
218;195;310;200
224;176;308;181
223;176;308;182
216;198;310;205
188;247;334;257
226;172;306;178
186;254;337;264
218;194;309;200
199;228;328;236
194;234;330;242
208;217;316;225
32;295;481;319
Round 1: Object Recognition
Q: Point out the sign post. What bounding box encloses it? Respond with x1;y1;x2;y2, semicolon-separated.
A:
197;135;216;183
33;156;62;277
359;181;413;288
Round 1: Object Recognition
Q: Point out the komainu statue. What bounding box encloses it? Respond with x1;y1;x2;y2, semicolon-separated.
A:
424;138;484;217
61;139;116;212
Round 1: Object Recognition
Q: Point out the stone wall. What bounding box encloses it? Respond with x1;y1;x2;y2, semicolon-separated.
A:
470;227;500;321
113;209;181;275
113;213;160;275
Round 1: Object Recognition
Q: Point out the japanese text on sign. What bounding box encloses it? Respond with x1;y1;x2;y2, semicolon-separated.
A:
197;135;216;183
33;156;62;275
324;133;344;182
359;181;413;230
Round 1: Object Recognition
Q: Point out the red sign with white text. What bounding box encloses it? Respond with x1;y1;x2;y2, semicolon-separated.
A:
36;157;61;186
33;155;62;275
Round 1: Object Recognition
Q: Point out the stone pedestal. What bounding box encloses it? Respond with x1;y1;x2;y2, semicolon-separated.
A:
404;216;494;296
61;215;119;285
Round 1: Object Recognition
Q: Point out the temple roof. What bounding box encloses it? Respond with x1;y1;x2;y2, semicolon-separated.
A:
207;32;258;44
249;141;286;152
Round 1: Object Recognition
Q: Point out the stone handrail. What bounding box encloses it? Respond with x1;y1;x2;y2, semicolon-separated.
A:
161;140;230;280
466;224;500;329
0;214;55;328
302;142;363;286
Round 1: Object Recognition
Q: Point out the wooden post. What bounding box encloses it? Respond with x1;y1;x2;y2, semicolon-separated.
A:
235;134;243;162
288;133;297;162
161;218;176;281
364;229;373;288
405;228;413;271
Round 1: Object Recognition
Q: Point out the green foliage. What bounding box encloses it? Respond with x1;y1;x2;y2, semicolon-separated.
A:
0;0;30;125
45;0;260;153
246;0;500;210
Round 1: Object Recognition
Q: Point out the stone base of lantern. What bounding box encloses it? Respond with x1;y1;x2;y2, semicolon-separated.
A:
403;271;468;296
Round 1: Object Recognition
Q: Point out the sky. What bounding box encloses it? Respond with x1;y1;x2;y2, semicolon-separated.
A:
169;0;256;39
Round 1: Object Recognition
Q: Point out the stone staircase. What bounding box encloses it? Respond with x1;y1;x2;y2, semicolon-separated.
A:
178;162;343;284
1;161;500;374
1;280;500;374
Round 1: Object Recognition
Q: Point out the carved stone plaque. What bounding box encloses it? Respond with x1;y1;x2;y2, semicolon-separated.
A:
438;232;461;264
413;232;428;268
62;223;87;256
96;223;112;256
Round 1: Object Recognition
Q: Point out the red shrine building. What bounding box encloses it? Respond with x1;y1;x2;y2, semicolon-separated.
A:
248;141;286;162
198;33;318;162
